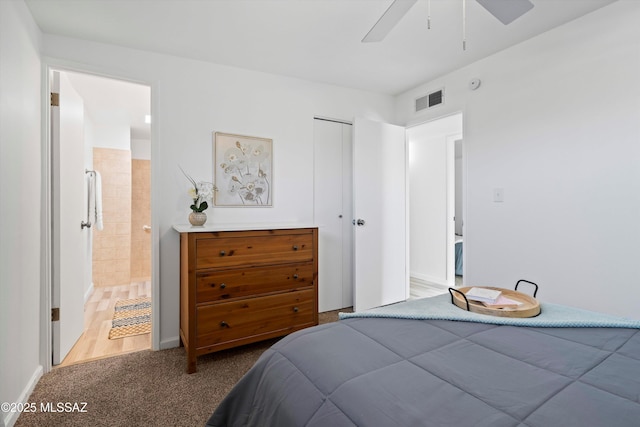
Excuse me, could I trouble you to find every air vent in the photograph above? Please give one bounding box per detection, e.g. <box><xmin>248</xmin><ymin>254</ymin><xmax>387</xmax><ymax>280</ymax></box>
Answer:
<box><xmin>415</xmin><ymin>88</ymin><xmax>444</xmax><ymax>112</ymax></box>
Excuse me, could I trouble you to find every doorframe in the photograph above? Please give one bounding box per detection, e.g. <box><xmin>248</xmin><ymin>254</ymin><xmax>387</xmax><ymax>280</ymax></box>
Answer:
<box><xmin>445</xmin><ymin>132</ymin><xmax>462</xmax><ymax>286</ymax></box>
<box><xmin>40</xmin><ymin>59</ymin><xmax>161</xmax><ymax>373</ymax></box>
<box><xmin>405</xmin><ymin>111</ymin><xmax>465</xmax><ymax>288</ymax></box>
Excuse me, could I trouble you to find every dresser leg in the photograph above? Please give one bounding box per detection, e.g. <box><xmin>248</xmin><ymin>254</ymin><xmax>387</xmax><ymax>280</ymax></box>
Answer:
<box><xmin>187</xmin><ymin>354</ymin><xmax>197</xmax><ymax>374</ymax></box>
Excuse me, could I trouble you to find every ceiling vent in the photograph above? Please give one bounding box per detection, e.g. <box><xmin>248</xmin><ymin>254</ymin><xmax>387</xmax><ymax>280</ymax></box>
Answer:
<box><xmin>415</xmin><ymin>89</ymin><xmax>444</xmax><ymax>112</ymax></box>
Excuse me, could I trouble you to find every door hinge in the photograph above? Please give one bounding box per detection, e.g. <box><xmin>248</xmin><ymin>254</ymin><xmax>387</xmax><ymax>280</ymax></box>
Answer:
<box><xmin>50</xmin><ymin>92</ymin><xmax>59</xmax><ymax>107</ymax></box>
<box><xmin>51</xmin><ymin>307</ymin><xmax>60</xmax><ymax>322</ymax></box>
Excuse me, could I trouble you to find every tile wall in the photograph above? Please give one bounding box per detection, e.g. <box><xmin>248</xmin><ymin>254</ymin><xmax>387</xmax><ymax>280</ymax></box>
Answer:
<box><xmin>130</xmin><ymin>159</ymin><xmax>151</xmax><ymax>281</ymax></box>
<box><xmin>92</xmin><ymin>149</ymin><xmax>151</xmax><ymax>286</ymax></box>
<box><xmin>92</xmin><ymin>148</ymin><xmax>132</xmax><ymax>287</ymax></box>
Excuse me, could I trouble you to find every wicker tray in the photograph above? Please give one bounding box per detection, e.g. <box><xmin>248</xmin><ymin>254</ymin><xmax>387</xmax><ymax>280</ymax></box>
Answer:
<box><xmin>449</xmin><ymin>284</ymin><xmax>540</xmax><ymax>318</ymax></box>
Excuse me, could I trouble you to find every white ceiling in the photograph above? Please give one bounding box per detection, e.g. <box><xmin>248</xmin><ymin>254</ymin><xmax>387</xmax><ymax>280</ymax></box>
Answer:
<box><xmin>27</xmin><ymin>0</ymin><xmax>615</xmax><ymax>140</ymax></box>
<box><xmin>27</xmin><ymin>0</ymin><xmax>615</xmax><ymax>96</ymax></box>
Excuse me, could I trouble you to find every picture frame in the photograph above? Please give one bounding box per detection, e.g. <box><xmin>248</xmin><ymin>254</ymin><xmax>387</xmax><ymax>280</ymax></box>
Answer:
<box><xmin>213</xmin><ymin>132</ymin><xmax>273</xmax><ymax>207</ymax></box>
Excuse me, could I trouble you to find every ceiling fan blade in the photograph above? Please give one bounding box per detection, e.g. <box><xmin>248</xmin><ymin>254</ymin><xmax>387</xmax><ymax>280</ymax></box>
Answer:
<box><xmin>476</xmin><ymin>0</ymin><xmax>534</xmax><ymax>25</ymax></box>
<box><xmin>362</xmin><ymin>0</ymin><xmax>418</xmax><ymax>43</ymax></box>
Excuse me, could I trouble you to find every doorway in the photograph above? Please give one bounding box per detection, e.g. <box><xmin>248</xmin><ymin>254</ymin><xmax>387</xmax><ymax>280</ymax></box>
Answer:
<box><xmin>407</xmin><ymin>113</ymin><xmax>463</xmax><ymax>298</ymax></box>
<box><xmin>50</xmin><ymin>69</ymin><xmax>152</xmax><ymax>366</ymax></box>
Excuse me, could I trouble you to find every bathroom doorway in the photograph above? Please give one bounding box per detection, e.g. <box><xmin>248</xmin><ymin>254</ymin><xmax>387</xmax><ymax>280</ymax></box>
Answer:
<box><xmin>51</xmin><ymin>69</ymin><xmax>152</xmax><ymax>366</ymax></box>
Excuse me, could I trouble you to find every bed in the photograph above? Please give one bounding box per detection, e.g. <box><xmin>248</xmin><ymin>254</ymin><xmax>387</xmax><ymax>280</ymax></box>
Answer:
<box><xmin>206</xmin><ymin>294</ymin><xmax>640</xmax><ymax>427</ymax></box>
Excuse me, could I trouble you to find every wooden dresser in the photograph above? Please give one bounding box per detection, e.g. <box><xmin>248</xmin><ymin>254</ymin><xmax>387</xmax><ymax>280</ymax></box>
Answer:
<box><xmin>178</xmin><ymin>226</ymin><xmax>318</xmax><ymax>373</ymax></box>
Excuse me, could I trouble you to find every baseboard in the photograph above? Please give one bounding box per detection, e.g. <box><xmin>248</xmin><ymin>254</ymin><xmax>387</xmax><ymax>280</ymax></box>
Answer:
<box><xmin>84</xmin><ymin>282</ymin><xmax>94</xmax><ymax>305</ymax></box>
<box><xmin>160</xmin><ymin>336</ymin><xmax>180</xmax><ymax>350</ymax></box>
<box><xmin>2</xmin><ymin>365</ymin><xmax>43</xmax><ymax>427</ymax></box>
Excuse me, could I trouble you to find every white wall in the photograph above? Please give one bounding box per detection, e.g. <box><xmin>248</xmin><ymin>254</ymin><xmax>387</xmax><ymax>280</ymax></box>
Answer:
<box><xmin>41</xmin><ymin>34</ymin><xmax>396</xmax><ymax>347</ymax></box>
<box><xmin>0</xmin><ymin>1</ymin><xmax>43</xmax><ymax>426</ymax></box>
<box><xmin>396</xmin><ymin>0</ymin><xmax>640</xmax><ymax>319</ymax></box>
<box><xmin>455</xmin><ymin>140</ymin><xmax>463</xmax><ymax>236</ymax></box>
<box><xmin>131</xmin><ymin>139</ymin><xmax>151</xmax><ymax>160</ymax></box>
<box><xmin>87</xmin><ymin>117</ymin><xmax>130</xmax><ymax>151</ymax></box>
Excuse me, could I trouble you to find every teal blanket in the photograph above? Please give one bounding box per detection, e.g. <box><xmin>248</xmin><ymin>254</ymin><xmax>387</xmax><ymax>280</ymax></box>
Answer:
<box><xmin>339</xmin><ymin>293</ymin><xmax>640</xmax><ymax>328</ymax></box>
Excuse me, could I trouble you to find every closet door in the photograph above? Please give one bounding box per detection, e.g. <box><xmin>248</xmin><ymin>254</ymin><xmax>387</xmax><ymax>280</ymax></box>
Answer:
<box><xmin>314</xmin><ymin>119</ymin><xmax>353</xmax><ymax>312</ymax></box>
<box><xmin>340</xmin><ymin>124</ymin><xmax>353</xmax><ymax>307</ymax></box>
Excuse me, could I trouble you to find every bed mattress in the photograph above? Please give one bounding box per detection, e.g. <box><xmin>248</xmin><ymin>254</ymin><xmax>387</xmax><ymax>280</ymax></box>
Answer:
<box><xmin>207</xmin><ymin>313</ymin><xmax>640</xmax><ymax>426</ymax></box>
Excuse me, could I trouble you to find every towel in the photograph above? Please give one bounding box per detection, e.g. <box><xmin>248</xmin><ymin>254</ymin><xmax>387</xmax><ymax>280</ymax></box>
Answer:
<box><xmin>87</xmin><ymin>171</ymin><xmax>104</xmax><ymax>231</ymax></box>
<box><xmin>94</xmin><ymin>171</ymin><xmax>103</xmax><ymax>230</ymax></box>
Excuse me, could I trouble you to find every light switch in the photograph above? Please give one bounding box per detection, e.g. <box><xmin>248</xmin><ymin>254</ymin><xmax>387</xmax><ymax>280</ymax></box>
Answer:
<box><xmin>493</xmin><ymin>188</ymin><xmax>504</xmax><ymax>202</ymax></box>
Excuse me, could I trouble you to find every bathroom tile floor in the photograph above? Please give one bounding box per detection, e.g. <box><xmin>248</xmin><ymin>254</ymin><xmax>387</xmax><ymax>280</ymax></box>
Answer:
<box><xmin>58</xmin><ymin>281</ymin><xmax>151</xmax><ymax>367</ymax></box>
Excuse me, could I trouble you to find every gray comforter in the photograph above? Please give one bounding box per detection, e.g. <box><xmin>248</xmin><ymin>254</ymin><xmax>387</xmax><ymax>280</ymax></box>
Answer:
<box><xmin>207</xmin><ymin>317</ymin><xmax>640</xmax><ymax>426</ymax></box>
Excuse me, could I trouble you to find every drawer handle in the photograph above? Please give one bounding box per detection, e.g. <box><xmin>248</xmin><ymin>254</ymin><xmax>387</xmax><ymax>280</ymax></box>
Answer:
<box><xmin>219</xmin><ymin>283</ymin><xmax>226</xmax><ymax>289</ymax></box>
<box><xmin>293</xmin><ymin>307</ymin><xmax>299</xmax><ymax>313</ymax></box>
<box><xmin>220</xmin><ymin>250</ymin><xmax>226</xmax><ymax>256</ymax></box>
<box><xmin>293</xmin><ymin>274</ymin><xmax>299</xmax><ymax>279</ymax></box>
<box><xmin>220</xmin><ymin>321</ymin><xmax>229</xmax><ymax>328</ymax></box>
<box><xmin>292</xmin><ymin>245</ymin><xmax>298</xmax><ymax>251</ymax></box>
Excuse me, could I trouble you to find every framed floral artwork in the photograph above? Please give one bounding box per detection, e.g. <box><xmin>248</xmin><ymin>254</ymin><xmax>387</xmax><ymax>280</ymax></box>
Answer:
<box><xmin>213</xmin><ymin>132</ymin><xmax>273</xmax><ymax>206</ymax></box>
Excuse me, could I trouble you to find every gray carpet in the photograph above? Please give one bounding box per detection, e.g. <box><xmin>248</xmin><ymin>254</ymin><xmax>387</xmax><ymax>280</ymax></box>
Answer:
<box><xmin>16</xmin><ymin>309</ymin><xmax>348</xmax><ymax>427</ymax></box>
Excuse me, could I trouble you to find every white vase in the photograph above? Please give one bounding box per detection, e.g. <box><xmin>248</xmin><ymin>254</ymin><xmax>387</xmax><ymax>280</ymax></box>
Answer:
<box><xmin>188</xmin><ymin>211</ymin><xmax>207</xmax><ymax>226</ymax></box>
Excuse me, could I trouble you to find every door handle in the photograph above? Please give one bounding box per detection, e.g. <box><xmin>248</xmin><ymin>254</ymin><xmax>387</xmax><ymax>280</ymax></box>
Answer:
<box><xmin>356</xmin><ymin>219</ymin><xmax>365</xmax><ymax>226</ymax></box>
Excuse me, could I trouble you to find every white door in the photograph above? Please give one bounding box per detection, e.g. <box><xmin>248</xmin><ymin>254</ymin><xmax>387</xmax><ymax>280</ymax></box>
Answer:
<box><xmin>314</xmin><ymin>119</ymin><xmax>353</xmax><ymax>312</ymax></box>
<box><xmin>51</xmin><ymin>70</ymin><xmax>86</xmax><ymax>365</ymax></box>
<box><xmin>353</xmin><ymin>118</ymin><xmax>408</xmax><ymax>312</ymax></box>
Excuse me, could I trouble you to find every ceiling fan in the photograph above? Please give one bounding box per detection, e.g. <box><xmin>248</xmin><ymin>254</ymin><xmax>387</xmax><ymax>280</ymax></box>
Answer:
<box><xmin>362</xmin><ymin>0</ymin><xmax>534</xmax><ymax>43</ymax></box>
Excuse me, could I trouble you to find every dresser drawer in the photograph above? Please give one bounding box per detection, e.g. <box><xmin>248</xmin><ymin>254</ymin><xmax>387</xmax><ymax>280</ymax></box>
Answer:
<box><xmin>195</xmin><ymin>232</ymin><xmax>313</xmax><ymax>269</ymax></box>
<box><xmin>196</xmin><ymin>262</ymin><xmax>315</xmax><ymax>303</ymax></box>
<box><xmin>196</xmin><ymin>289</ymin><xmax>315</xmax><ymax>348</ymax></box>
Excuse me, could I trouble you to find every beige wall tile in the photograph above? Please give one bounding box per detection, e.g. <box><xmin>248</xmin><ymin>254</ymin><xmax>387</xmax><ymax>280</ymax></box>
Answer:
<box><xmin>130</xmin><ymin>159</ymin><xmax>151</xmax><ymax>281</ymax></box>
<box><xmin>91</xmin><ymin>150</ymin><xmax>151</xmax><ymax>286</ymax></box>
<box><xmin>93</xmin><ymin>148</ymin><xmax>132</xmax><ymax>287</ymax></box>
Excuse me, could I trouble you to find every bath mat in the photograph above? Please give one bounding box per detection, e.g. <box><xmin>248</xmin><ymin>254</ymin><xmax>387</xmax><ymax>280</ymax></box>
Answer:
<box><xmin>108</xmin><ymin>297</ymin><xmax>151</xmax><ymax>339</ymax></box>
